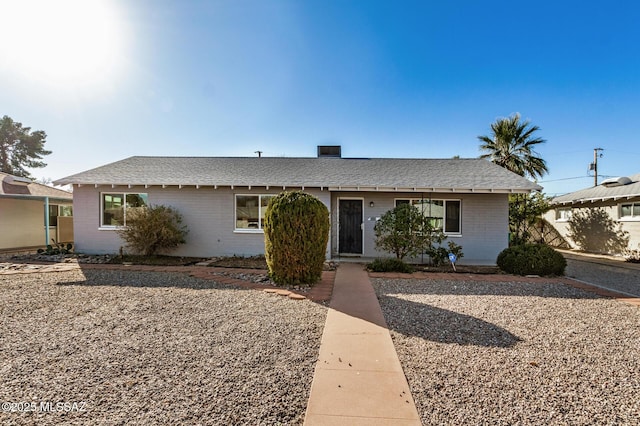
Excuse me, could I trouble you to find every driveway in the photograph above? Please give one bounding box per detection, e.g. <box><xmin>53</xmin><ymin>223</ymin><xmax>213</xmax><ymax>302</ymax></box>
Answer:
<box><xmin>561</xmin><ymin>250</ymin><xmax>640</xmax><ymax>297</ymax></box>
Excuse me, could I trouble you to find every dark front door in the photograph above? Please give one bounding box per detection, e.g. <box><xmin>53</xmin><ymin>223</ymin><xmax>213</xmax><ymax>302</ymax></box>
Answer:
<box><xmin>339</xmin><ymin>199</ymin><xmax>363</xmax><ymax>254</ymax></box>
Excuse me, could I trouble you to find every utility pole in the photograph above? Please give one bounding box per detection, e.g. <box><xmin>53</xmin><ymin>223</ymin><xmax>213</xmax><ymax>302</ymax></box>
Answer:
<box><xmin>254</xmin><ymin>151</ymin><xmax>263</xmax><ymax>158</ymax></box>
<box><xmin>591</xmin><ymin>148</ymin><xmax>603</xmax><ymax>186</ymax></box>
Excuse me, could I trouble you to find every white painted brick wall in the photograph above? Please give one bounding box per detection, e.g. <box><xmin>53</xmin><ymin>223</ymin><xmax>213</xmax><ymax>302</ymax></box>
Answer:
<box><xmin>330</xmin><ymin>192</ymin><xmax>509</xmax><ymax>265</ymax></box>
<box><xmin>73</xmin><ymin>185</ymin><xmax>507</xmax><ymax>263</ymax></box>
<box><xmin>72</xmin><ymin>185</ymin><xmax>332</xmax><ymax>257</ymax></box>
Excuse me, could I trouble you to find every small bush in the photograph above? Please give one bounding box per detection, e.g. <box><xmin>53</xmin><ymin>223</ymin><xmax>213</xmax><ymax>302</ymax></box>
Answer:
<box><xmin>367</xmin><ymin>258</ymin><xmax>414</xmax><ymax>273</ymax></box>
<box><xmin>374</xmin><ymin>203</ymin><xmax>436</xmax><ymax>260</ymax></box>
<box><xmin>496</xmin><ymin>244</ymin><xmax>566</xmax><ymax>276</ymax></box>
<box><xmin>263</xmin><ymin>191</ymin><xmax>330</xmax><ymax>285</ymax></box>
<box><xmin>447</xmin><ymin>241</ymin><xmax>464</xmax><ymax>263</ymax></box>
<box><xmin>116</xmin><ymin>205</ymin><xmax>188</xmax><ymax>256</ymax></box>
<box><xmin>37</xmin><ymin>240</ymin><xmax>73</xmax><ymax>255</ymax></box>
<box><xmin>427</xmin><ymin>241</ymin><xmax>465</xmax><ymax>266</ymax></box>
<box><xmin>624</xmin><ymin>245</ymin><xmax>640</xmax><ymax>263</ymax></box>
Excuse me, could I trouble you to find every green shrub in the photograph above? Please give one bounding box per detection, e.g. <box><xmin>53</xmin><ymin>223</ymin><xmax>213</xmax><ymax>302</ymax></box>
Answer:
<box><xmin>263</xmin><ymin>191</ymin><xmax>330</xmax><ymax>285</ymax></box>
<box><xmin>374</xmin><ymin>203</ymin><xmax>464</xmax><ymax>266</ymax></box>
<box><xmin>427</xmin><ymin>241</ymin><xmax>465</xmax><ymax>266</ymax></box>
<box><xmin>496</xmin><ymin>244</ymin><xmax>566</xmax><ymax>276</ymax></box>
<box><xmin>624</xmin><ymin>245</ymin><xmax>640</xmax><ymax>263</ymax></box>
<box><xmin>116</xmin><ymin>204</ymin><xmax>188</xmax><ymax>256</ymax></box>
<box><xmin>374</xmin><ymin>203</ymin><xmax>437</xmax><ymax>260</ymax></box>
<box><xmin>367</xmin><ymin>258</ymin><xmax>414</xmax><ymax>273</ymax></box>
<box><xmin>37</xmin><ymin>240</ymin><xmax>73</xmax><ymax>255</ymax></box>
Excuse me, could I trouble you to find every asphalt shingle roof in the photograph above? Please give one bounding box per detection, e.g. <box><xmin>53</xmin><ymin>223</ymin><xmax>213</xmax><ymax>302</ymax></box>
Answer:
<box><xmin>552</xmin><ymin>173</ymin><xmax>640</xmax><ymax>205</ymax></box>
<box><xmin>54</xmin><ymin>156</ymin><xmax>541</xmax><ymax>193</ymax></box>
<box><xmin>1</xmin><ymin>172</ymin><xmax>72</xmax><ymax>200</ymax></box>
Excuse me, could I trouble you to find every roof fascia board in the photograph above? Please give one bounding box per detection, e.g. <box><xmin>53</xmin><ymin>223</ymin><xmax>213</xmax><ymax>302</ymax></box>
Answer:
<box><xmin>327</xmin><ymin>186</ymin><xmax>531</xmax><ymax>194</ymax></box>
<box><xmin>552</xmin><ymin>194</ymin><xmax>640</xmax><ymax>206</ymax></box>
<box><xmin>0</xmin><ymin>194</ymin><xmax>72</xmax><ymax>202</ymax></box>
<box><xmin>72</xmin><ymin>183</ymin><xmax>536</xmax><ymax>194</ymax></box>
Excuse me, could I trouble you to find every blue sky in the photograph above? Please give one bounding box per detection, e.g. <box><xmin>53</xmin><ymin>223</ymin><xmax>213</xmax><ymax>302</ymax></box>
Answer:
<box><xmin>1</xmin><ymin>0</ymin><xmax>639</xmax><ymax>196</ymax></box>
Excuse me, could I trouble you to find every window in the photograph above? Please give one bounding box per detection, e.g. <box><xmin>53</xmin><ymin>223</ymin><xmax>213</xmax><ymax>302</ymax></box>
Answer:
<box><xmin>395</xmin><ymin>198</ymin><xmax>461</xmax><ymax>234</ymax></box>
<box><xmin>235</xmin><ymin>195</ymin><xmax>274</xmax><ymax>231</ymax></box>
<box><xmin>620</xmin><ymin>202</ymin><xmax>640</xmax><ymax>219</ymax></box>
<box><xmin>45</xmin><ymin>205</ymin><xmax>73</xmax><ymax>227</ymax></box>
<box><xmin>101</xmin><ymin>193</ymin><xmax>148</xmax><ymax>227</ymax></box>
<box><xmin>555</xmin><ymin>208</ymin><xmax>572</xmax><ymax>221</ymax></box>
<box><xmin>60</xmin><ymin>205</ymin><xmax>73</xmax><ymax>217</ymax></box>
<box><xmin>46</xmin><ymin>204</ymin><xmax>59</xmax><ymax>226</ymax></box>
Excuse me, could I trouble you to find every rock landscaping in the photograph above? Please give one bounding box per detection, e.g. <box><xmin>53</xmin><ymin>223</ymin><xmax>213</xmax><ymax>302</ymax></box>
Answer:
<box><xmin>2</xmin><ymin>252</ymin><xmax>638</xmax><ymax>425</ymax></box>
<box><xmin>0</xmin><ymin>269</ymin><xmax>327</xmax><ymax>425</ymax></box>
<box><xmin>373</xmin><ymin>277</ymin><xmax>640</xmax><ymax>425</ymax></box>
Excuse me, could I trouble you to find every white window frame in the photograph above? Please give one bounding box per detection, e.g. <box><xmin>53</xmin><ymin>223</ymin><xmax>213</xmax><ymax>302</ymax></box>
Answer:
<box><xmin>394</xmin><ymin>198</ymin><xmax>462</xmax><ymax>236</ymax></box>
<box><xmin>99</xmin><ymin>192</ymin><xmax>148</xmax><ymax>229</ymax></box>
<box><xmin>555</xmin><ymin>207</ymin><xmax>573</xmax><ymax>222</ymax></box>
<box><xmin>234</xmin><ymin>194</ymin><xmax>274</xmax><ymax>233</ymax></box>
<box><xmin>619</xmin><ymin>202</ymin><xmax>640</xmax><ymax>221</ymax></box>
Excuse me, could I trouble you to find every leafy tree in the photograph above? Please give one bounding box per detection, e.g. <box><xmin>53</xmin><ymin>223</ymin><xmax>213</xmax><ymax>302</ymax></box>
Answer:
<box><xmin>0</xmin><ymin>115</ymin><xmax>51</xmax><ymax>178</ymax></box>
<box><xmin>117</xmin><ymin>205</ymin><xmax>188</xmax><ymax>256</ymax></box>
<box><xmin>509</xmin><ymin>192</ymin><xmax>552</xmax><ymax>245</ymax></box>
<box><xmin>567</xmin><ymin>208</ymin><xmax>629</xmax><ymax>255</ymax></box>
<box><xmin>478</xmin><ymin>113</ymin><xmax>548</xmax><ymax>180</ymax></box>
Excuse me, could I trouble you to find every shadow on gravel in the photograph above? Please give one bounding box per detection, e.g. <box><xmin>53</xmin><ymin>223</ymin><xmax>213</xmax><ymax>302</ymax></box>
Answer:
<box><xmin>374</xmin><ymin>279</ymin><xmax>602</xmax><ymax>300</ymax></box>
<box><xmin>378</xmin><ymin>294</ymin><xmax>522</xmax><ymax>348</ymax></box>
<box><xmin>56</xmin><ymin>268</ymin><xmax>248</xmax><ymax>291</ymax></box>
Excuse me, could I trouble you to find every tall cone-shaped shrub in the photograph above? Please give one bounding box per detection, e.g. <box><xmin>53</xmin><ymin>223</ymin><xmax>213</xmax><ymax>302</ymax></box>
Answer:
<box><xmin>264</xmin><ymin>191</ymin><xmax>330</xmax><ymax>285</ymax></box>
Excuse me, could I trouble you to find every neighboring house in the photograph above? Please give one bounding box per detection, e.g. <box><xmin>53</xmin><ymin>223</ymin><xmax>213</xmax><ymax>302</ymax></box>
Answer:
<box><xmin>0</xmin><ymin>172</ymin><xmax>74</xmax><ymax>251</ymax></box>
<box><xmin>53</xmin><ymin>147</ymin><xmax>541</xmax><ymax>265</ymax></box>
<box><xmin>545</xmin><ymin>173</ymin><xmax>640</xmax><ymax>252</ymax></box>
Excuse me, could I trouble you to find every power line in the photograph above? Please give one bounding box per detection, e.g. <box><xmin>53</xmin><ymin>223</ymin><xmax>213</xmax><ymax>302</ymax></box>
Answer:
<box><xmin>541</xmin><ymin>150</ymin><xmax>586</xmax><ymax>156</ymax></box>
<box><xmin>539</xmin><ymin>176</ymin><xmax>591</xmax><ymax>183</ymax></box>
<box><xmin>603</xmin><ymin>149</ymin><xmax>640</xmax><ymax>157</ymax></box>
<box><xmin>539</xmin><ymin>174</ymin><xmax>615</xmax><ymax>183</ymax></box>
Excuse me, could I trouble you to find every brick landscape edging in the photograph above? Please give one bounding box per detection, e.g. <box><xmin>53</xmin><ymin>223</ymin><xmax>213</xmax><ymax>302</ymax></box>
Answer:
<box><xmin>0</xmin><ymin>262</ymin><xmax>336</xmax><ymax>302</ymax></box>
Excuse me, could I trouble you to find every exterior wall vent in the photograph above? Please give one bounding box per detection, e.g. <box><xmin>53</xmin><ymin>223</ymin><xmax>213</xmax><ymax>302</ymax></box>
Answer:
<box><xmin>601</xmin><ymin>176</ymin><xmax>632</xmax><ymax>187</ymax></box>
<box><xmin>317</xmin><ymin>145</ymin><xmax>342</xmax><ymax>158</ymax></box>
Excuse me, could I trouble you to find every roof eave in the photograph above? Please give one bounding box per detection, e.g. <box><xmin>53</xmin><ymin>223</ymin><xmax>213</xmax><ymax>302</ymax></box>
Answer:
<box><xmin>552</xmin><ymin>194</ymin><xmax>640</xmax><ymax>205</ymax></box>
<box><xmin>66</xmin><ymin>182</ymin><xmax>538</xmax><ymax>194</ymax></box>
<box><xmin>0</xmin><ymin>194</ymin><xmax>73</xmax><ymax>202</ymax></box>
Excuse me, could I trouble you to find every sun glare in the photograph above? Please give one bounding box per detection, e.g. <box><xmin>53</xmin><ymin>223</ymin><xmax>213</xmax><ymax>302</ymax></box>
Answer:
<box><xmin>0</xmin><ymin>0</ymin><xmax>126</xmax><ymax>94</ymax></box>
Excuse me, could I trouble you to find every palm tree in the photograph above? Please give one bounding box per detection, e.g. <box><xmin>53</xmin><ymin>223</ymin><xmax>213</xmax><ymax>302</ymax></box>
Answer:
<box><xmin>478</xmin><ymin>113</ymin><xmax>548</xmax><ymax>180</ymax></box>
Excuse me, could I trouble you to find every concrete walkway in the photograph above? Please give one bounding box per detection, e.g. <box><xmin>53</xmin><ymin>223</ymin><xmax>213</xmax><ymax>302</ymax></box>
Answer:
<box><xmin>304</xmin><ymin>263</ymin><xmax>421</xmax><ymax>425</ymax></box>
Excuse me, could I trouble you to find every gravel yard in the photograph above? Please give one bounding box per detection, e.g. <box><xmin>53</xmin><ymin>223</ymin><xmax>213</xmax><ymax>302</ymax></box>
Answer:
<box><xmin>373</xmin><ymin>278</ymin><xmax>640</xmax><ymax>425</ymax></box>
<box><xmin>0</xmin><ymin>269</ymin><xmax>327</xmax><ymax>425</ymax></box>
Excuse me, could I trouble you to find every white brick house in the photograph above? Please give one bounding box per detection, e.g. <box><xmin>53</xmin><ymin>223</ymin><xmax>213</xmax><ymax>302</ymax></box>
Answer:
<box><xmin>54</xmin><ymin>148</ymin><xmax>541</xmax><ymax>265</ymax></box>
